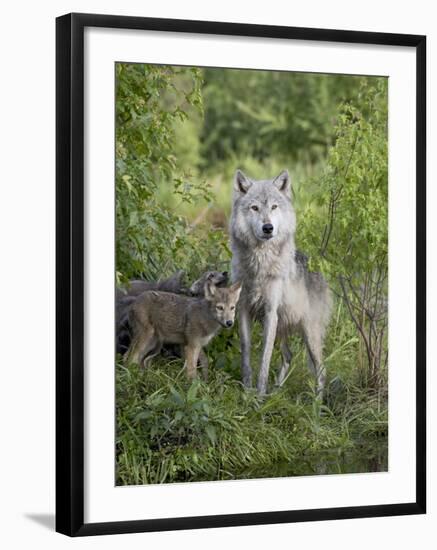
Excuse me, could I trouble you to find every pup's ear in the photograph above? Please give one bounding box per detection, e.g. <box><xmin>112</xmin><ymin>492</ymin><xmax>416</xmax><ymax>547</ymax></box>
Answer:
<box><xmin>272</xmin><ymin>170</ymin><xmax>291</xmax><ymax>196</ymax></box>
<box><xmin>204</xmin><ymin>280</ymin><xmax>216</xmax><ymax>301</ymax></box>
<box><xmin>230</xmin><ymin>281</ymin><xmax>242</xmax><ymax>301</ymax></box>
<box><xmin>234</xmin><ymin>170</ymin><xmax>253</xmax><ymax>194</ymax></box>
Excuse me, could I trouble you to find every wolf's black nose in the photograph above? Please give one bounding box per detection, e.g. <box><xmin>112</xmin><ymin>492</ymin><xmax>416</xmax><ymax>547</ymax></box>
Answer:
<box><xmin>226</xmin><ymin>320</ymin><xmax>233</xmax><ymax>327</ymax></box>
<box><xmin>222</xmin><ymin>271</ymin><xmax>228</xmax><ymax>277</ymax></box>
<box><xmin>262</xmin><ymin>223</ymin><xmax>274</xmax><ymax>234</ymax></box>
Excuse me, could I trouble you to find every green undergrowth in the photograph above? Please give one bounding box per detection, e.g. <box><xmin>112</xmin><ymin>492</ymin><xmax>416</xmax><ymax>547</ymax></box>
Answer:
<box><xmin>116</xmin><ymin>349</ymin><xmax>388</xmax><ymax>486</ymax></box>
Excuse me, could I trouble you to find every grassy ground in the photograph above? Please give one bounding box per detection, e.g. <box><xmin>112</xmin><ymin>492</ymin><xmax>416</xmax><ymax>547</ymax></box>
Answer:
<box><xmin>116</xmin><ymin>303</ymin><xmax>388</xmax><ymax>486</ymax></box>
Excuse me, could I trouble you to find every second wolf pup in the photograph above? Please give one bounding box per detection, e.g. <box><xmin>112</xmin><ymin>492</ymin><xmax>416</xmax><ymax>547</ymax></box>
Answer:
<box><xmin>122</xmin><ymin>270</ymin><xmax>228</xmax><ymax>299</ymax></box>
<box><xmin>126</xmin><ymin>281</ymin><xmax>242</xmax><ymax>380</ymax></box>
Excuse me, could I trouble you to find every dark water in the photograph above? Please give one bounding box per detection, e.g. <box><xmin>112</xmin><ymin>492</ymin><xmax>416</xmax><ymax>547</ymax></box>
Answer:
<box><xmin>243</xmin><ymin>439</ymin><xmax>388</xmax><ymax>480</ymax></box>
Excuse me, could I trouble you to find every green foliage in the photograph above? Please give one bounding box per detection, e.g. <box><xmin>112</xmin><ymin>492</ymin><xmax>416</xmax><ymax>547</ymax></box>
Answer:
<box><xmin>115</xmin><ymin>63</ymin><xmax>220</xmax><ymax>283</ymax></box>
<box><xmin>200</xmin><ymin>69</ymin><xmax>365</xmax><ymax>166</ymax></box>
<box><xmin>299</xmin><ymin>78</ymin><xmax>388</xmax><ymax>275</ymax></box>
<box><xmin>116</xmin><ymin>359</ymin><xmax>387</xmax><ymax>485</ymax></box>
<box><xmin>299</xmin><ymin>79</ymin><xmax>388</xmax><ymax>385</ymax></box>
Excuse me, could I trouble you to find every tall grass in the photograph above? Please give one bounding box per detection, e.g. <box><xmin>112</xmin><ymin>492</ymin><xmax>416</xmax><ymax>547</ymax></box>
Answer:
<box><xmin>116</xmin><ymin>302</ymin><xmax>388</xmax><ymax>486</ymax></box>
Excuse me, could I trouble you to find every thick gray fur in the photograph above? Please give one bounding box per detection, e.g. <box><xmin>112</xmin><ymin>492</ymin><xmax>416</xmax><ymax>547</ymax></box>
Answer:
<box><xmin>230</xmin><ymin>169</ymin><xmax>332</xmax><ymax>395</ymax></box>
<box><xmin>122</xmin><ymin>270</ymin><xmax>187</xmax><ymax>298</ymax></box>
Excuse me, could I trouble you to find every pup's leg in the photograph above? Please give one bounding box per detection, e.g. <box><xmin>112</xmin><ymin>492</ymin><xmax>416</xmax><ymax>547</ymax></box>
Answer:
<box><xmin>239</xmin><ymin>303</ymin><xmax>253</xmax><ymax>388</ymax></box>
<box><xmin>198</xmin><ymin>349</ymin><xmax>209</xmax><ymax>381</ymax></box>
<box><xmin>257</xmin><ymin>307</ymin><xmax>278</xmax><ymax>395</ymax></box>
<box><xmin>276</xmin><ymin>340</ymin><xmax>293</xmax><ymax>387</ymax></box>
<box><xmin>142</xmin><ymin>338</ymin><xmax>162</xmax><ymax>369</ymax></box>
<box><xmin>125</xmin><ymin>326</ymin><xmax>155</xmax><ymax>368</ymax></box>
<box><xmin>125</xmin><ymin>333</ymin><xmax>143</xmax><ymax>366</ymax></box>
<box><xmin>184</xmin><ymin>344</ymin><xmax>201</xmax><ymax>380</ymax></box>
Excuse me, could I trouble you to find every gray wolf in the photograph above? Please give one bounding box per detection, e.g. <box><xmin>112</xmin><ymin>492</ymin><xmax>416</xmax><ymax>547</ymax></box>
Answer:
<box><xmin>126</xmin><ymin>281</ymin><xmax>242</xmax><ymax>380</ymax></box>
<box><xmin>116</xmin><ymin>270</ymin><xmax>228</xmax><ymax>355</ymax></box>
<box><xmin>230</xmin><ymin>169</ymin><xmax>332</xmax><ymax>395</ymax></box>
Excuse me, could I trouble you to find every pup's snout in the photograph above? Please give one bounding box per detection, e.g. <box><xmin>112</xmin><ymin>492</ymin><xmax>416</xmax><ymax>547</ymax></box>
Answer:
<box><xmin>226</xmin><ymin>320</ymin><xmax>233</xmax><ymax>327</ymax></box>
<box><xmin>262</xmin><ymin>223</ymin><xmax>274</xmax><ymax>234</ymax></box>
<box><xmin>222</xmin><ymin>271</ymin><xmax>228</xmax><ymax>277</ymax></box>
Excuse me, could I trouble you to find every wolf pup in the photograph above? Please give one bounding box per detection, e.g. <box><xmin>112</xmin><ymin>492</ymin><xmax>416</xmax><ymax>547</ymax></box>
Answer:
<box><xmin>126</xmin><ymin>281</ymin><xmax>242</xmax><ymax>380</ymax></box>
<box><xmin>230</xmin><ymin>169</ymin><xmax>332</xmax><ymax>396</ymax></box>
<box><xmin>116</xmin><ymin>270</ymin><xmax>229</xmax><ymax>355</ymax></box>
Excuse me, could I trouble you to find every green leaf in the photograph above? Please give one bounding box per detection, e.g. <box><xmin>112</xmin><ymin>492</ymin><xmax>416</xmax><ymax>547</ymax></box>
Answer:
<box><xmin>135</xmin><ymin>410</ymin><xmax>152</xmax><ymax>421</ymax></box>
<box><xmin>169</xmin><ymin>386</ymin><xmax>184</xmax><ymax>406</ymax></box>
<box><xmin>205</xmin><ymin>424</ymin><xmax>217</xmax><ymax>446</ymax></box>
<box><xmin>187</xmin><ymin>380</ymin><xmax>200</xmax><ymax>403</ymax></box>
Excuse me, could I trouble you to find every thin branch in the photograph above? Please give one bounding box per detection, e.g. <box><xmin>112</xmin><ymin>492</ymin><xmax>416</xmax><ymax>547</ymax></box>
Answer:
<box><xmin>339</xmin><ymin>275</ymin><xmax>373</xmax><ymax>364</ymax></box>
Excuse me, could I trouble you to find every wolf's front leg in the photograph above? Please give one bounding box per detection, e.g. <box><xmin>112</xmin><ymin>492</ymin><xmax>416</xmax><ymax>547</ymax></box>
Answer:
<box><xmin>239</xmin><ymin>303</ymin><xmax>252</xmax><ymax>388</ymax></box>
<box><xmin>276</xmin><ymin>340</ymin><xmax>293</xmax><ymax>387</ymax></box>
<box><xmin>257</xmin><ymin>307</ymin><xmax>279</xmax><ymax>395</ymax></box>
<box><xmin>198</xmin><ymin>349</ymin><xmax>209</xmax><ymax>382</ymax></box>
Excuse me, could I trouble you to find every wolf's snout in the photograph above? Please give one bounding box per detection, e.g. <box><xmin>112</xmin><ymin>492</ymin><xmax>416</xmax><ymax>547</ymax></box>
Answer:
<box><xmin>262</xmin><ymin>223</ymin><xmax>274</xmax><ymax>234</ymax></box>
<box><xmin>226</xmin><ymin>320</ymin><xmax>233</xmax><ymax>327</ymax></box>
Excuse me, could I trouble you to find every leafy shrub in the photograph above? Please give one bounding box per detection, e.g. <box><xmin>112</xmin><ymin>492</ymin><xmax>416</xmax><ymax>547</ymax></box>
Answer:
<box><xmin>116</xmin><ymin>63</ymin><xmax>220</xmax><ymax>283</ymax></box>
<box><xmin>299</xmin><ymin>79</ymin><xmax>388</xmax><ymax>386</ymax></box>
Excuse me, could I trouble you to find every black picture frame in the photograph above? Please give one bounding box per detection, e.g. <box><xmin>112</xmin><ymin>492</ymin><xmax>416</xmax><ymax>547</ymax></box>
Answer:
<box><xmin>56</xmin><ymin>12</ymin><xmax>426</xmax><ymax>537</ymax></box>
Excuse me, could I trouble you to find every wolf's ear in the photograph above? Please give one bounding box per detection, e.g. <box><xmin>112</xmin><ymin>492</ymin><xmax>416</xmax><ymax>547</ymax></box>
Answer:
<box><xmin>272</xmin><ymin>170</ymin><xmax>291</xmax><ymax>196</ymax></box>
<box><xmin>230</xmin><ymin>281</ymin><xmax>242</xmax><ymax>301</ymax></box>
<box><xmin>204</xmin><ymin>280</ymin><xmax>216</xmax><ymax>301</ymax></box>
<box><xmin>234</xmin><ymin>170</ymin><xmax>253</xmax><ymax>194</ymax></box>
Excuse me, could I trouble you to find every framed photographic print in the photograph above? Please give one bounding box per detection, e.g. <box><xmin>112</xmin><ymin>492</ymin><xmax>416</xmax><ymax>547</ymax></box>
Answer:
<box><xmin>56</xmin><ymin>12</ymin><xmax>426</xmax><ymax>536</ymax></box>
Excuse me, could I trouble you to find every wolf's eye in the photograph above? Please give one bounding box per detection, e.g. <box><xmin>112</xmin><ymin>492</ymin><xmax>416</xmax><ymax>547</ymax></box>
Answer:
<box><xmin>216</xmin><ymin>305</ymin><xmax>224</xmax><ymax>311</ymax></box>
<box><xmin>230</xmin><ymin>306</ymin><xmax>235</xmax><ymax>311</ymax></box>
<box><xmin>271</xmin><ymin>204</ymin><xmax>278</xmax><ymax>210</ymax></box>
<box><xmin>251</xmin><ymin>205</ymin><xmax>259</xmax><ymax>211</ymax></box>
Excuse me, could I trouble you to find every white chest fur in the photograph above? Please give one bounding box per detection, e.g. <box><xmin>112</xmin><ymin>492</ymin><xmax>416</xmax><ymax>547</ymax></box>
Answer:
<box><xmin>236</xmin><ymin>243</ymin><xmax>296</xmax><ymax>312</ymax></box>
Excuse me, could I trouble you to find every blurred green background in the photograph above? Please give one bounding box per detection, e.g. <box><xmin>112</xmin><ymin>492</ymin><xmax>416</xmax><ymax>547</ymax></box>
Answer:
<box><xmin>148</xmin><ymin>67</ymin><xmax>373</xmax><ymax>226</ymax></box>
